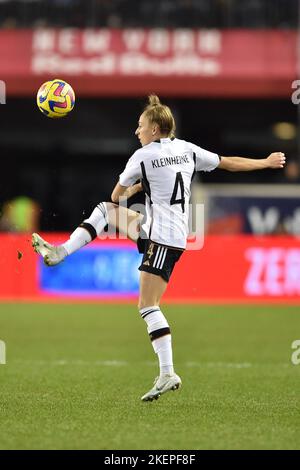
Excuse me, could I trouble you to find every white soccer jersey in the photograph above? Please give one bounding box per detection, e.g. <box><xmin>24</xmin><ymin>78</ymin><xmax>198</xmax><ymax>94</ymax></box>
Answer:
<box><xmin>119</xmin><ymin>138</ymin><xmax>220</xmax><ymax>249</ymax></box>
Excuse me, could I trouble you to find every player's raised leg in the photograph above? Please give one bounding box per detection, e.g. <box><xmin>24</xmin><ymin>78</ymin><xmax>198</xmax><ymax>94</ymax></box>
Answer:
<box><xmin>32</xmin><ymin>202</ymin><xmax>142</xmax><ymax>265</ymax></box>
<box><xmin>138</xmin><ymin>271</ymin><xmax>181</xmax><ymax>402</ymax></box>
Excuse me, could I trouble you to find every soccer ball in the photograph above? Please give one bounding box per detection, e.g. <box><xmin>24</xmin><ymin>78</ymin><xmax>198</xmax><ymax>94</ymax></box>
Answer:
<box><xmin>36</xmin><ymin>79</ymin><xmax>75</xmax><ymax>118</ymax></box>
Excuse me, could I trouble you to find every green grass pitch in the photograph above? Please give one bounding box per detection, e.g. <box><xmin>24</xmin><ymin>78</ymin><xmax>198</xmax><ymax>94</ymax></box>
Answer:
<box><xmin>0</xmin><ymin>303</ymin><xmax>300</xmax><ymax>450</ymax></box>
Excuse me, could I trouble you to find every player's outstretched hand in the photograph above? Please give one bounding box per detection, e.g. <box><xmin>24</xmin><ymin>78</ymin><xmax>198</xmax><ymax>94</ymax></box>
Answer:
<box><xmin>267</xmin><ymin>152</ymin><xmax>286</xmax><ymax>169</ymax></box>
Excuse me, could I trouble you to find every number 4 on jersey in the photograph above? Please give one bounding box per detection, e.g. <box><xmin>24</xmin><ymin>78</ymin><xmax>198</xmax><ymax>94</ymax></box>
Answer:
<box><xmin>170</xmin><ymin>172</ymin><xmax>185</xmax><ymax>213</ymax></box>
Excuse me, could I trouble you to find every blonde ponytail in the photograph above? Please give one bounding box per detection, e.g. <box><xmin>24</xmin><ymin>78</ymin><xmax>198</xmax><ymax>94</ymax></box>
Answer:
<box><xmin>148</xmin><ymin>94</ymin><xmax>161</xmax><ymax>107</ymax></box>
<box><xmin>143</xmin><ymin>94</ymin><xmax>176</xmax><ymax>138</ymax></box>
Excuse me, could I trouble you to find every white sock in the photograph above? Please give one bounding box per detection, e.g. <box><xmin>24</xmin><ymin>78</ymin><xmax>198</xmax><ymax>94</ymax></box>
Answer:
<box><xmin>152</xmin><ymin>335</ymin><xmax>174</xmax><ymax>376</ymax></box>
<box><xmin>62</xmin><ymin>227</ymin><xmax>92</xmax><ymax>255</ymax></box>
<box><xmin>63</xmin><ymin>202</ymin><xmax>108</xmax><ymax>255</ymax></box>
<box><xmin>140</xmin><ymin>306</ymin><xmax>174</xmax><ymax>376</ymax></box>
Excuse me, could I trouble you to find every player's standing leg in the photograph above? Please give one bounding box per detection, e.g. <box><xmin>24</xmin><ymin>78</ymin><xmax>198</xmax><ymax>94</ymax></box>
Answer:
<box><xmin>138</xmin><ymin>271</ymin><xmax>181</xmax><ymax>402</ymax></box>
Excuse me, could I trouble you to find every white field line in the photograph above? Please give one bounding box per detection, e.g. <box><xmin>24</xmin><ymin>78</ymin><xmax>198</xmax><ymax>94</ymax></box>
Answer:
<box><xmin>186</xmin><ymin>361</ymin><xmax>252</xmax><ymax>369</ymax></box>
<box><xmin>11</xmin><ymin>359</ymin><xmax>289</xmax><ymax>368</ymax></box>
<box><xmin>12</xmin><ymin>359</ymin><xmax>128</xmax><ymax>366</ymax></box>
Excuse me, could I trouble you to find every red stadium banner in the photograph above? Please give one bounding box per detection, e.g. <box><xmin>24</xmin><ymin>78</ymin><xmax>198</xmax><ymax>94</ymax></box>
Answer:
<box><xmin>0</xmin><ymin>29</ymin><xmax>296</xmax><ymax>97</ymax></box>
<box><xmin>1</xmin><ymin>233</ymin><xmax>300</xmax><ymax>303</ymax></box>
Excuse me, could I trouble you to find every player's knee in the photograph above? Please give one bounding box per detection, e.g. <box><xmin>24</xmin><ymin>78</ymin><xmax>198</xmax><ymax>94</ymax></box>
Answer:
<box><xmin>138</xmin><ymin>298</ymin><xmax>160</xmax><ymax>311</ymax></box>
<box><xmin>105</xmin><ymin>201</ymin><xmax>118</xmax><ymax>211</ymax></box>
<box><xmin>82</xmin><ymin>202</ymin><xmax>109</xmax><ymax>236</ymax></box>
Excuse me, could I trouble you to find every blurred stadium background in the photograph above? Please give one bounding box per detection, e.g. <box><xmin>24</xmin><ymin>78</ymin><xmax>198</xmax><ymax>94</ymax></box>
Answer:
<box><xmin>1</xmin><ymin>0</ymin><xmax>300</xmax><ymax>450</ymax></box>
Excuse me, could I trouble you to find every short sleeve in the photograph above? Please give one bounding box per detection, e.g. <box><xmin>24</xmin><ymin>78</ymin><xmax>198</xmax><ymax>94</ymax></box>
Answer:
<box><xmin>189</xmin><ymin>143</ymin><xmax>220</xmax><ymax>172</ymax></box>
<box><xmin>119</xmin><ymin>152</ymin><xmax>142</xmax><ymax>187</ymax></box>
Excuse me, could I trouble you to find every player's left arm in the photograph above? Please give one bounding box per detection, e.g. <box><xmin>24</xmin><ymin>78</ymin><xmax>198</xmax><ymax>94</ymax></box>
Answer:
<box><xmin>218</xmin><ymin>152</ymin><xmax>286</xmax><ymax>172</ymax></box>
<box><xmin>111</xmin><ymin>181</ymin><xmax>143</xmax><ymax>203</ymax></box>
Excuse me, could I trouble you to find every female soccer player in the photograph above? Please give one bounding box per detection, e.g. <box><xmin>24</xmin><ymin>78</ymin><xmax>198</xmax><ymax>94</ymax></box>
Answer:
<box><xmin>32</xmin><ymin>95</ymin><xmax>286</xmax><ymax>402</ymax></box>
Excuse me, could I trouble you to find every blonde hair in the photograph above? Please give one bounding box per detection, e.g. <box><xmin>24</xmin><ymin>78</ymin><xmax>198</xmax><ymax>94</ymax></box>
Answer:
<box><xmin>143</xmin><ymin>95</ymin><xmax>176</xmax><ymax>138</ymax></box>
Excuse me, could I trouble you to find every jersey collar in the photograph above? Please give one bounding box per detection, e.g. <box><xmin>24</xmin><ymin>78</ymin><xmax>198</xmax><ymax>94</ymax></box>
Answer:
<box><xmin>154</xmin><ymin>137</ymin><xmax>175</xmax><ymax>143</ymax></box>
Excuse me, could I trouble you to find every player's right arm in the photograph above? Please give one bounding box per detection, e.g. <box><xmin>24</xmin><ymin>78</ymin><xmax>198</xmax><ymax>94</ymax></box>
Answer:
<box><xmin>111</xmin><ymin>181</ymin><xmax>143</xmax><ymax>203</ymax></box>
<box><xmin>111</xmin><ymin>150</ymin><xmax>143</xmax><ymax>203</ymax></box>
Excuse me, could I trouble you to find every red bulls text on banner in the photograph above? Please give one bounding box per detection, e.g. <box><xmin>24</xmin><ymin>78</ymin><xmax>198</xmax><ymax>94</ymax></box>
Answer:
<box><xmin>0</xmin><ymin>29</ymin><xmax>296</xmax><ymax>97</ymax></box>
